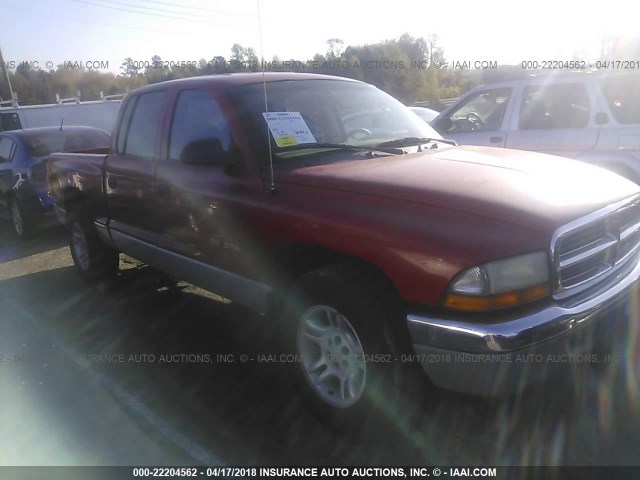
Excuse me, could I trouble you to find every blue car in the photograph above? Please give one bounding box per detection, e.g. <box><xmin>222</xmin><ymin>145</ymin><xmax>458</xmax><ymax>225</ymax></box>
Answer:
<box><xmin>0</xmin><ymin>126</ymin><xmax>110</xmax><ymax>239</ymax></box>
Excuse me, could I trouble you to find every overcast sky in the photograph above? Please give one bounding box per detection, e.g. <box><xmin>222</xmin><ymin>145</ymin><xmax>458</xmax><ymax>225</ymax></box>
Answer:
<box><xmin>0</xmin><ymin>0</ymin><xmax>637</xmax><ymax>74</ymax></box>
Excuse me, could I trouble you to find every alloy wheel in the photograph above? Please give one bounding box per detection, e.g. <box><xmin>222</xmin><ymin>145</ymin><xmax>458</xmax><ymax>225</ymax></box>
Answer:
<box><xmin>297</xmin><ymin>305</ymin><xmax>367</xmax><ymax>408</ymax></box>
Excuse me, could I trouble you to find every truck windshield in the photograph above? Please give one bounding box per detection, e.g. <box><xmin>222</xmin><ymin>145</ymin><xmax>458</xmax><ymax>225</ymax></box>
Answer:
<box><xmin>228</xmin><ymin>79</ymin><xmax>442</xmax><ymax>160</ymax></box>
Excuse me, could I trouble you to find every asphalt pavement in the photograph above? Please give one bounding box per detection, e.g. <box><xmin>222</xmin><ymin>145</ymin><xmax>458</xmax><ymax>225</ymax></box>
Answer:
<box><xmin>0</xmin><ymin>221</ymin><xmax>638</xmax><ymax>466</ymax></box>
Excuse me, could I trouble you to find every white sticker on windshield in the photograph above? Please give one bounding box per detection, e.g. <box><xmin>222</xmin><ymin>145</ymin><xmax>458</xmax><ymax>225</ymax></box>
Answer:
<box><xmin>262</xmin><ymin>112</ymin><xmax>317</xmax><ymax>147</ymax></box>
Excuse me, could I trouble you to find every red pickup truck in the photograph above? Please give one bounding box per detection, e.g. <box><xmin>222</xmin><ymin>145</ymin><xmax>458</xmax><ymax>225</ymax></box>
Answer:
<box><xmin>48</xmin><ymin>73</ymin><xmax>640</xmax><ymax>419</ymax></box>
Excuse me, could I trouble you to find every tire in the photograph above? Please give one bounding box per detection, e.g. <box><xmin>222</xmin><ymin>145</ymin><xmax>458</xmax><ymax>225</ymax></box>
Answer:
<box><xmin>68</xmin><ymin>209</ymin><xmax>119</xmax><ymax>284</ymax></box>
<box><xmin>282</xmin><ymin>264</ymin><xmax>415</xmax><ymax>428</ymax></box>
<box><xmin>9</xmin><ymin>197</ymin><xmax>31</xmax><ymax>240</ymax></box>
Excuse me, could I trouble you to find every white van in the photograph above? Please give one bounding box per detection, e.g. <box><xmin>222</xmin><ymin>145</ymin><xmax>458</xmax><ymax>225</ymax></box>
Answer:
<box><xmin>0</xmin><ymin>99</ymin><xmax>122</xmax><ymax>135</ymax></box>
<box><xmin>431</xmin><ymin>71</ymin><xmax>640</xmax><ymax>182</ymax></box>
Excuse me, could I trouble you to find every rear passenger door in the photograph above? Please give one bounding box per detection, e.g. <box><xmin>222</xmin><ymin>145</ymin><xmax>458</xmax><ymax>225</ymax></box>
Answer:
<box><xmin>154</xmin><ymin>88</ymin><xmax>250</xmax><ymax>274</ymax></box>
<box><xmin>105</xmin><ymin>90</ymin><xmax>168</xmax><ymax>243</ymax></box>
<box><xmin>505</xmin><ymin>81</ymin><xmax>599</xmax><ymax>157</ymax></box>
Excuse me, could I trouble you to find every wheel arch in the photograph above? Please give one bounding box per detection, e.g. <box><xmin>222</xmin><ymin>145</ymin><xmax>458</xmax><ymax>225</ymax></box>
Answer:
<box><xmin>268</xmin><ymin>243</ymin><xmax>405</xmax><ymax>323</ymax></box>
<box><xmin>275</xmin><ymin>244</ymin><xmax>400</xmax><ymax>291</ymax></box>
<box><xmin>58</xmin><ymin>186</ymin><xmax>88</xmax><ymax>221</ymax></box>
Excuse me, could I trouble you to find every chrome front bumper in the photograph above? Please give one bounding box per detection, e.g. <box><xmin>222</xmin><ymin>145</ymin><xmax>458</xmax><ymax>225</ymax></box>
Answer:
<box><xmin>406</xmin><ymin>253</ymin><xmax>640</xmax><ymax>395</ymax></box>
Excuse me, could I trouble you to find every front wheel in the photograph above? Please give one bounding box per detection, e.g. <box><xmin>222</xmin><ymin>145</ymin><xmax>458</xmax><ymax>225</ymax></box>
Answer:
<box><xmin>68</xmin><ymin>211</ymin><xmax>119</xmax><ymax>284</ymax></box>
<box><xmin>283</xmin><ymin>264</ymin><xmax>414</xmax><ymax>427</ymax></box>
<box><xmin>297</xmin><ymin>304</ymin><xmax>368</xmax><ymax>408</ymax></box>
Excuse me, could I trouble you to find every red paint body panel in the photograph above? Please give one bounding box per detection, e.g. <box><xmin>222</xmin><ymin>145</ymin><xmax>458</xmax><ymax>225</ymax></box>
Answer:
<box><xmin>252</xmin><ymin>181</ymin><xmax>547</xmax><ymax>305</ymax></box>
<box><xmin>47</xmin><ymin>73</ymin><xmax>640</xmax><ymax>308</ymax></box>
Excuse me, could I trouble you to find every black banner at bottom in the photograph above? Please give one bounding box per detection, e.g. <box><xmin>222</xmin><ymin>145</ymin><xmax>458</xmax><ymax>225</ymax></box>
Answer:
<box><xmin>0</xmin><ymin>466</ymin><xmax>639</xmax><ymax>480</ymax></box>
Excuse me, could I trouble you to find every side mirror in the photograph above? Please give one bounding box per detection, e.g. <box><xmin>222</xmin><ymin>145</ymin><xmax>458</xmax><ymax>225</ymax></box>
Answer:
<box><xmin>180</xmin><ymin>137</ymin><xmax>226</xmax><ymax>165</ymax></box>
<box><xmin>432</xmin><ymin>116</ymin><xmax>452</xmax><ymax>133</ymax></box>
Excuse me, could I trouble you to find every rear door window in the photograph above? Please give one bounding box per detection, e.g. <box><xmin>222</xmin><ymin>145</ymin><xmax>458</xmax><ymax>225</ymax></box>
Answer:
<box><xmin>599</xmin><ymin>75</ymin><xmax>640</xmax><ymax>124</ymax></box>
<box><xmin>519</xmin><ymin>83</ymin><xmax>590</xmax><ymax>129</ymax></box>
<box><xmin>117</xmin><ymin>91</ymin><xmax>168</xmax><ymax>159</ymax></box>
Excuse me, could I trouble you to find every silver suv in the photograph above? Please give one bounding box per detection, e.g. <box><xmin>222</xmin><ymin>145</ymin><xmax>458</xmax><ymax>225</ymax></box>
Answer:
<box><xmin>432</xmin><ymin>72</ymin><xmax>640</xmax><ymax>182</ymax></box>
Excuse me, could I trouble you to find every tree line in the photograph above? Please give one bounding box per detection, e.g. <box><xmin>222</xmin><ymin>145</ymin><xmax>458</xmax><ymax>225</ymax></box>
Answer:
<box><xmin>2</xmin><ymin>33</ymin><xmax>638</xmax><ymax>107</ymax></box>
<box><xmin>0</xmin><ymin>34</ymin><xmax>481</xmax><ymax>107</ymax></box>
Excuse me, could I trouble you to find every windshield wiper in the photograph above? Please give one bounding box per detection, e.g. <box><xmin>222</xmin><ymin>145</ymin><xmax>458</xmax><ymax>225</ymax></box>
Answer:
<box><xmin>276</xmin><ymin>142</ymin><xmax>404</xmax><ymax>155</ymax></box>
<box><xmin>376</xmin><ymin>137</ymin><xmax>457</xmax><ymax>148</ymax></box>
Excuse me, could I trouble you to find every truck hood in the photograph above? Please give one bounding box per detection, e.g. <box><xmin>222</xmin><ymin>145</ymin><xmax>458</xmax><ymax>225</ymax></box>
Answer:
<box><xmin>276</xmin><ymin>145</ymin><xmax>640</xmax><ymax>233</ymax></box>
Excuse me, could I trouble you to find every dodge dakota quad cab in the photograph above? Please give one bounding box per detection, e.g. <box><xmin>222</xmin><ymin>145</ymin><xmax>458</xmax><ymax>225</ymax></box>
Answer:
<box><xmin>48</xmin><ymin>73</ymin><xmax>640</xmax><ymax>419</ymax></box>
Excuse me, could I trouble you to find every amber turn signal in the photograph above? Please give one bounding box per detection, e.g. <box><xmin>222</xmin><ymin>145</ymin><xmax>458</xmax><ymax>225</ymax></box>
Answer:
<box><xmin>443</xmin><ymin>283</ymin><xmax>550</xmax><ymax>312</ymax></box>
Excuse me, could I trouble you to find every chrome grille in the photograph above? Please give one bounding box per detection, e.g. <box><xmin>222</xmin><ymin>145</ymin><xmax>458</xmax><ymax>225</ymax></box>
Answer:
<box><xmin>552</xmin><ymin>197</ymin><xmax>640</xmax><ymax>299</ymax></box>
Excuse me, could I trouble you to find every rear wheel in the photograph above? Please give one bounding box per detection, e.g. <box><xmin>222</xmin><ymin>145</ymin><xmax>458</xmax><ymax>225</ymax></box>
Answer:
<box><xmin>68</xmin><ymin>210</ymin><xmax>119</xmax><ymax>284</ymax></box>
<box><xmin>283</xmin><ymin>264</ymin><xmax>415</xmax><ymax>428</ymax></box>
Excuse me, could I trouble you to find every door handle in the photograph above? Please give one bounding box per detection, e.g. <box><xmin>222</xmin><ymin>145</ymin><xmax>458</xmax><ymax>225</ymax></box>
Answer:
<box><xmin>490</xmin><ymin>136</ymin><xmax>504</xmax><ymax>144</ymax></box>
<box><xmin>107</xmin><ymin>174</ymin><xmax>118</xmax><ymax>189</ymax></box>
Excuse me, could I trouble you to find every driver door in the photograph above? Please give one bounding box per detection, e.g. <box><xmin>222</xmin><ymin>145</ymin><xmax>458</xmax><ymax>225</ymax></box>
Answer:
<box><xmin>433</xmin><ymin>87</ymin><xmax>514</xmax><ymax>147</ymax></box>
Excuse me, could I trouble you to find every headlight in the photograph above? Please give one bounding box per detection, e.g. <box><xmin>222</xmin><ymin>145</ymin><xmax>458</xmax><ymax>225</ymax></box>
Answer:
<box><xmin>443</xmin><ymin>251</ymin><xmax>550</xmax><ymax>312</ymax></box>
